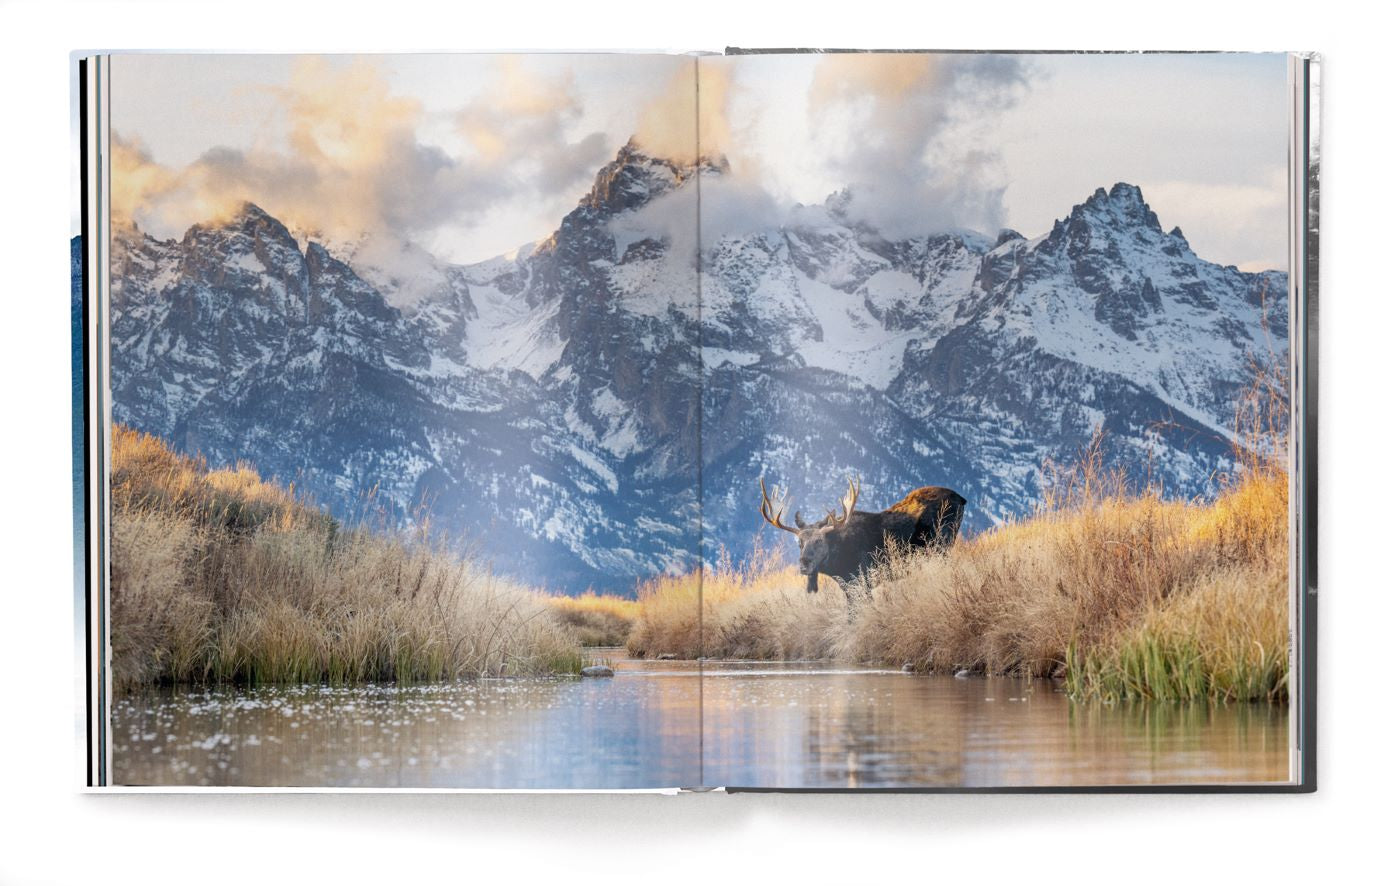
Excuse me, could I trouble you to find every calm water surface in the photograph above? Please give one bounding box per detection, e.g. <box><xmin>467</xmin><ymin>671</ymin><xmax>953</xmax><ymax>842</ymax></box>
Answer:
<box><xmin>112</xmin><ymin>650</ymin><xmax>1289</xmax><ymax>788</ymax></box>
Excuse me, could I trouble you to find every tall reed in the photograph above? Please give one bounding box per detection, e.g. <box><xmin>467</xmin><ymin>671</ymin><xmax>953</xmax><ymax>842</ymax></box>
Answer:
<box><xmin>110</xmin><ymin>426</ymin><xmax>582</xmax><ymax>690</ymax></box>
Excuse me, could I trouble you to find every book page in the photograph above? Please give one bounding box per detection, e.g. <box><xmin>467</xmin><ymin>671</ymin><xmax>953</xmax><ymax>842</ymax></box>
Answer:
<box><xmin>694</xmin><ymin>51</ymin><xmax>1293</xmax><ymax>787</ymax></box>
<box><xmin>99</xmin><ymin>52</ymin><xmax>707</xmax><ymax>788</ymax></box>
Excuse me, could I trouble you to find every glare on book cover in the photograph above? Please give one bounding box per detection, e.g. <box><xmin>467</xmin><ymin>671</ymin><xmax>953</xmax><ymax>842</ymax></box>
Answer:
<box><xmin>78</xmin><ymin>51</ymin><xmax>1312</xmax><ymax>789</ymax></box>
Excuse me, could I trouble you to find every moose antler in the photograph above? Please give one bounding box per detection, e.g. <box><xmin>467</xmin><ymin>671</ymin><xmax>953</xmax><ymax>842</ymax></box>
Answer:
<box><xmin>827</xmin><ymin>476</ymin><xmax>860</xmax><ymax>527</ymax></box>
<box><xmin>759</xmin><ymin>477</ymin><xmax>799</xmax><ymax>535</ymax></box>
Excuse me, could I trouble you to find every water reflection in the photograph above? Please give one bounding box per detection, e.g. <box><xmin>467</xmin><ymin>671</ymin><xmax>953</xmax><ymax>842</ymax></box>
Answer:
<box><xmin>703</xmin><ymin>669</ymin><xmax>1288</xmax><ymax>787</ymax></box>
<box><xmin>113</xmin><ymin>658</ymin><xmax>702</xmax><ymax>789</ymax></box>
<box><xmin>112</xmin><ymin>653</ymin><xmax>1288</xmax><ymax>788</ymax></box>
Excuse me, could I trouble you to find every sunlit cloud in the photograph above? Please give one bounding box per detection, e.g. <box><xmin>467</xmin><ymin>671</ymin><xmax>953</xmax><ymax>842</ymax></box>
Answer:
<box><xmin>632</xmin><ymin>58</ymin><xmax>733</xmax><ymax>163</ymax></box>
<box><xmin>453</xmin><ymin>58</ymin><xmax>608</xmax><ymax>197</ymax></box>
<box><xmin>112</xmin><ymin>57</ymin><xmax>608</xmax><ymax>256</ymax></box>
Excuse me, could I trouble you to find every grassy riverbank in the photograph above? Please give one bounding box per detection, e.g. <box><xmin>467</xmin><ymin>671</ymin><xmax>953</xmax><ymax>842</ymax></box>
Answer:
<box><xmin>110</xmin><ymin>426</ymin><xmax>582</xmax><ymax>690</ymax></box>
<box><xmin>627</xmin><ymin>454</ymin><xmax>1289</xmax><ymax>704</ymax></box>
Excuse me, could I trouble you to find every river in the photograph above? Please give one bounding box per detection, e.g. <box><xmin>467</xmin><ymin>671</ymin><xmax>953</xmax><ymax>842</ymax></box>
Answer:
<box><xmin>111</xmin><ymin>650</ymin><xmax>1290</xmax><ymax>789</ymax></box>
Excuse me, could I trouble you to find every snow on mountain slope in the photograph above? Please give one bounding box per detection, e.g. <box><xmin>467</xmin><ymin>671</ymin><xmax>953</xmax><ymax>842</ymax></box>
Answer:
<box><xmin>104</xmin><ymin>142</ymin><xmax>1287</xmax><ymax>593</ymax></box>
<box><xmin>992</xmin><ymin>184</ymin><xmax>1286</xmax><ymax>435</ymax></box>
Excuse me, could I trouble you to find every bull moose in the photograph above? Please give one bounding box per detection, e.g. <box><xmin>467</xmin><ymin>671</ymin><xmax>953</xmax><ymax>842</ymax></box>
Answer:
<box><xmin>759</xmin><ymin>477</ymin><xmax>966</xmax><ymax>598</ymax></box>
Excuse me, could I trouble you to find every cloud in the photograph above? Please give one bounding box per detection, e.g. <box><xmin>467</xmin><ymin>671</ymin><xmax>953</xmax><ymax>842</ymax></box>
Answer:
<box><xmin>808</xmin><ymin>53</ymin><xmax>1032</xmax><ymax>238</ymax></box>
<box><xmin>454</xmin><ymin>58</ymin><xmax>608</xmax><ymax>197</ymax></box>
<box><xmin>111</xmin><ymin>133</ymin><xmax>199</xmax><ymax>231</ymax></box>
<box><xmin>112</xmin><ymin>57</ymin><xmax>609</xmax><ymax>255</ymax></box>
<box><xmin>633</xmin><ymin>58</ymin><xmax>732</xmax><ymax>163</ymax></box>
<box><xmin>610</xmin><ymin>172</ymin><xmax>785</xmax><ymax>267</ymax></box>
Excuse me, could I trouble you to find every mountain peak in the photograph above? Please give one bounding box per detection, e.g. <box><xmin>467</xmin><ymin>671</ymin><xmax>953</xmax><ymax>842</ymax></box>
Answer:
<box><xmin>580</xmin><ymin>139</ymin><xmax>728</xmax><ymax>214</ymax></box>
<box><xmin>1082</xmin><ymin>182</ymin><xmax>1159</xmax><ymax>228</ymax></box>
<box><xmin>1065</xmin><ymin>182</ymin><xmax>1164</xmax><ymax>235</ymax></box>
<box><xmin>619</xmin><ymin>136</ymin><xmax>730</xmax><ymax>174</ymax></box>
<box><xmin>994</xmin><ymin>228</ymin><xmax>1024</xmax><ymax>247</ymax></box>
<box><xmin>823</xmin><ymin>187</ymin><xmax>855</xmax><ymax>218</ymax></box>
<box><xmin>1107</xmin><ymin>181</ymin><xmax>1145</xmax><ymax>204</ymax></box>
<box><xmin>185</xmin><ymin>201</ymin><xmax>296</xmax><ymax>248</ymax></box>
<box><xmin>226</xmin><ymin>201</ymin><xmax>277</xmax><ymax>227</ymax></box>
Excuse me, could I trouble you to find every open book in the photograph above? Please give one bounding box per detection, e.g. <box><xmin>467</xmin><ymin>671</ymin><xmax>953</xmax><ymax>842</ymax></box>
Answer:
<box><xmin>76</xmin><ymin>50</ymin><xmax>1318</xmax><ymax>790</ymax></box>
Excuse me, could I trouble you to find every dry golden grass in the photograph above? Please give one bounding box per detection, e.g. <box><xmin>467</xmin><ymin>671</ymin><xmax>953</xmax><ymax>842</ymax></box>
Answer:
<box><xmin>111</xmin><ymin>425</ymin><xmax>326</xmax><ymax>537</ymax></box>
<box><xmin>110</xmin><ymin>426</ymin><xmax>581</xmax><ymax>690</ymax></box>
<box><xmin>545</xmin><ymin>593</ymin><xmax>640</xmax><ymax>646</ymax></box>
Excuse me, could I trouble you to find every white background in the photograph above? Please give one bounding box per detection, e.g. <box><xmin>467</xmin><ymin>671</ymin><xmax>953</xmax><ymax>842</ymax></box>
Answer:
<box><xmin>1</xmin><ymin>2</ymin><xmax>1368</xmax><ymax>883</ymax></box>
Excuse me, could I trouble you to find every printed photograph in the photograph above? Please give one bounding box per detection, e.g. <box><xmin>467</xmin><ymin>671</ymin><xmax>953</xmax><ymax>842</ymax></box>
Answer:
<box><xmin>83</xmin><ymin>51</ymin><xmax>1295</xmax><ymax>788</ymax></box>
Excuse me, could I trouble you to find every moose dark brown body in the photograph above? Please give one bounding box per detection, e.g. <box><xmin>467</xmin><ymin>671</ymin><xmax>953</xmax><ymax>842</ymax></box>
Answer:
<box><xmin>760</xmin><ymin>479</ymin><xmax>966</xmax><ymax>598</ymax></box>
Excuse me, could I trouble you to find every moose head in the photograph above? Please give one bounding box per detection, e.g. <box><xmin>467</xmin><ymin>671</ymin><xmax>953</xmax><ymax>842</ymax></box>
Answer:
<box><xmin>759</xmin><ymin>477</ymin><xmax>862</xmax><ymax>593</ymax></box>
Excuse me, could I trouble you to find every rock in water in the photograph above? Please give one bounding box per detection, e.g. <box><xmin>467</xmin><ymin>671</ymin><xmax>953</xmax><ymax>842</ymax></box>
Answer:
<box><xmin>581</xmin><ymin>665</ymin><xmax>614</xmax><ymax>677</ymax></box>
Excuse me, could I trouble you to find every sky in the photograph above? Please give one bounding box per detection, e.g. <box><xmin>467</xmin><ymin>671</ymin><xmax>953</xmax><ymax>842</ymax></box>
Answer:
<box><xmin>98</xmin><ymin>51</ymin><xmax>1290</xmax><ymax>272</ymax></box>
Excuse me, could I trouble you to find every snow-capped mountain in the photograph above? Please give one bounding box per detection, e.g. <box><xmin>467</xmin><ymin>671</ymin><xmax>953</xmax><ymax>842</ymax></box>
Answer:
<box><xmin>97</xmin><ymin>140</ymin><xmax>1287</xmax><ymax>593</ymax></box>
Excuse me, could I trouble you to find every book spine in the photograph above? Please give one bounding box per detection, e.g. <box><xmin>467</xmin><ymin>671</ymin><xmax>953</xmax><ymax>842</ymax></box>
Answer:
<box><xmin>81</xmin><ymin>54</ymin><xmax>112</xmax><ymax>789</ymax></box>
